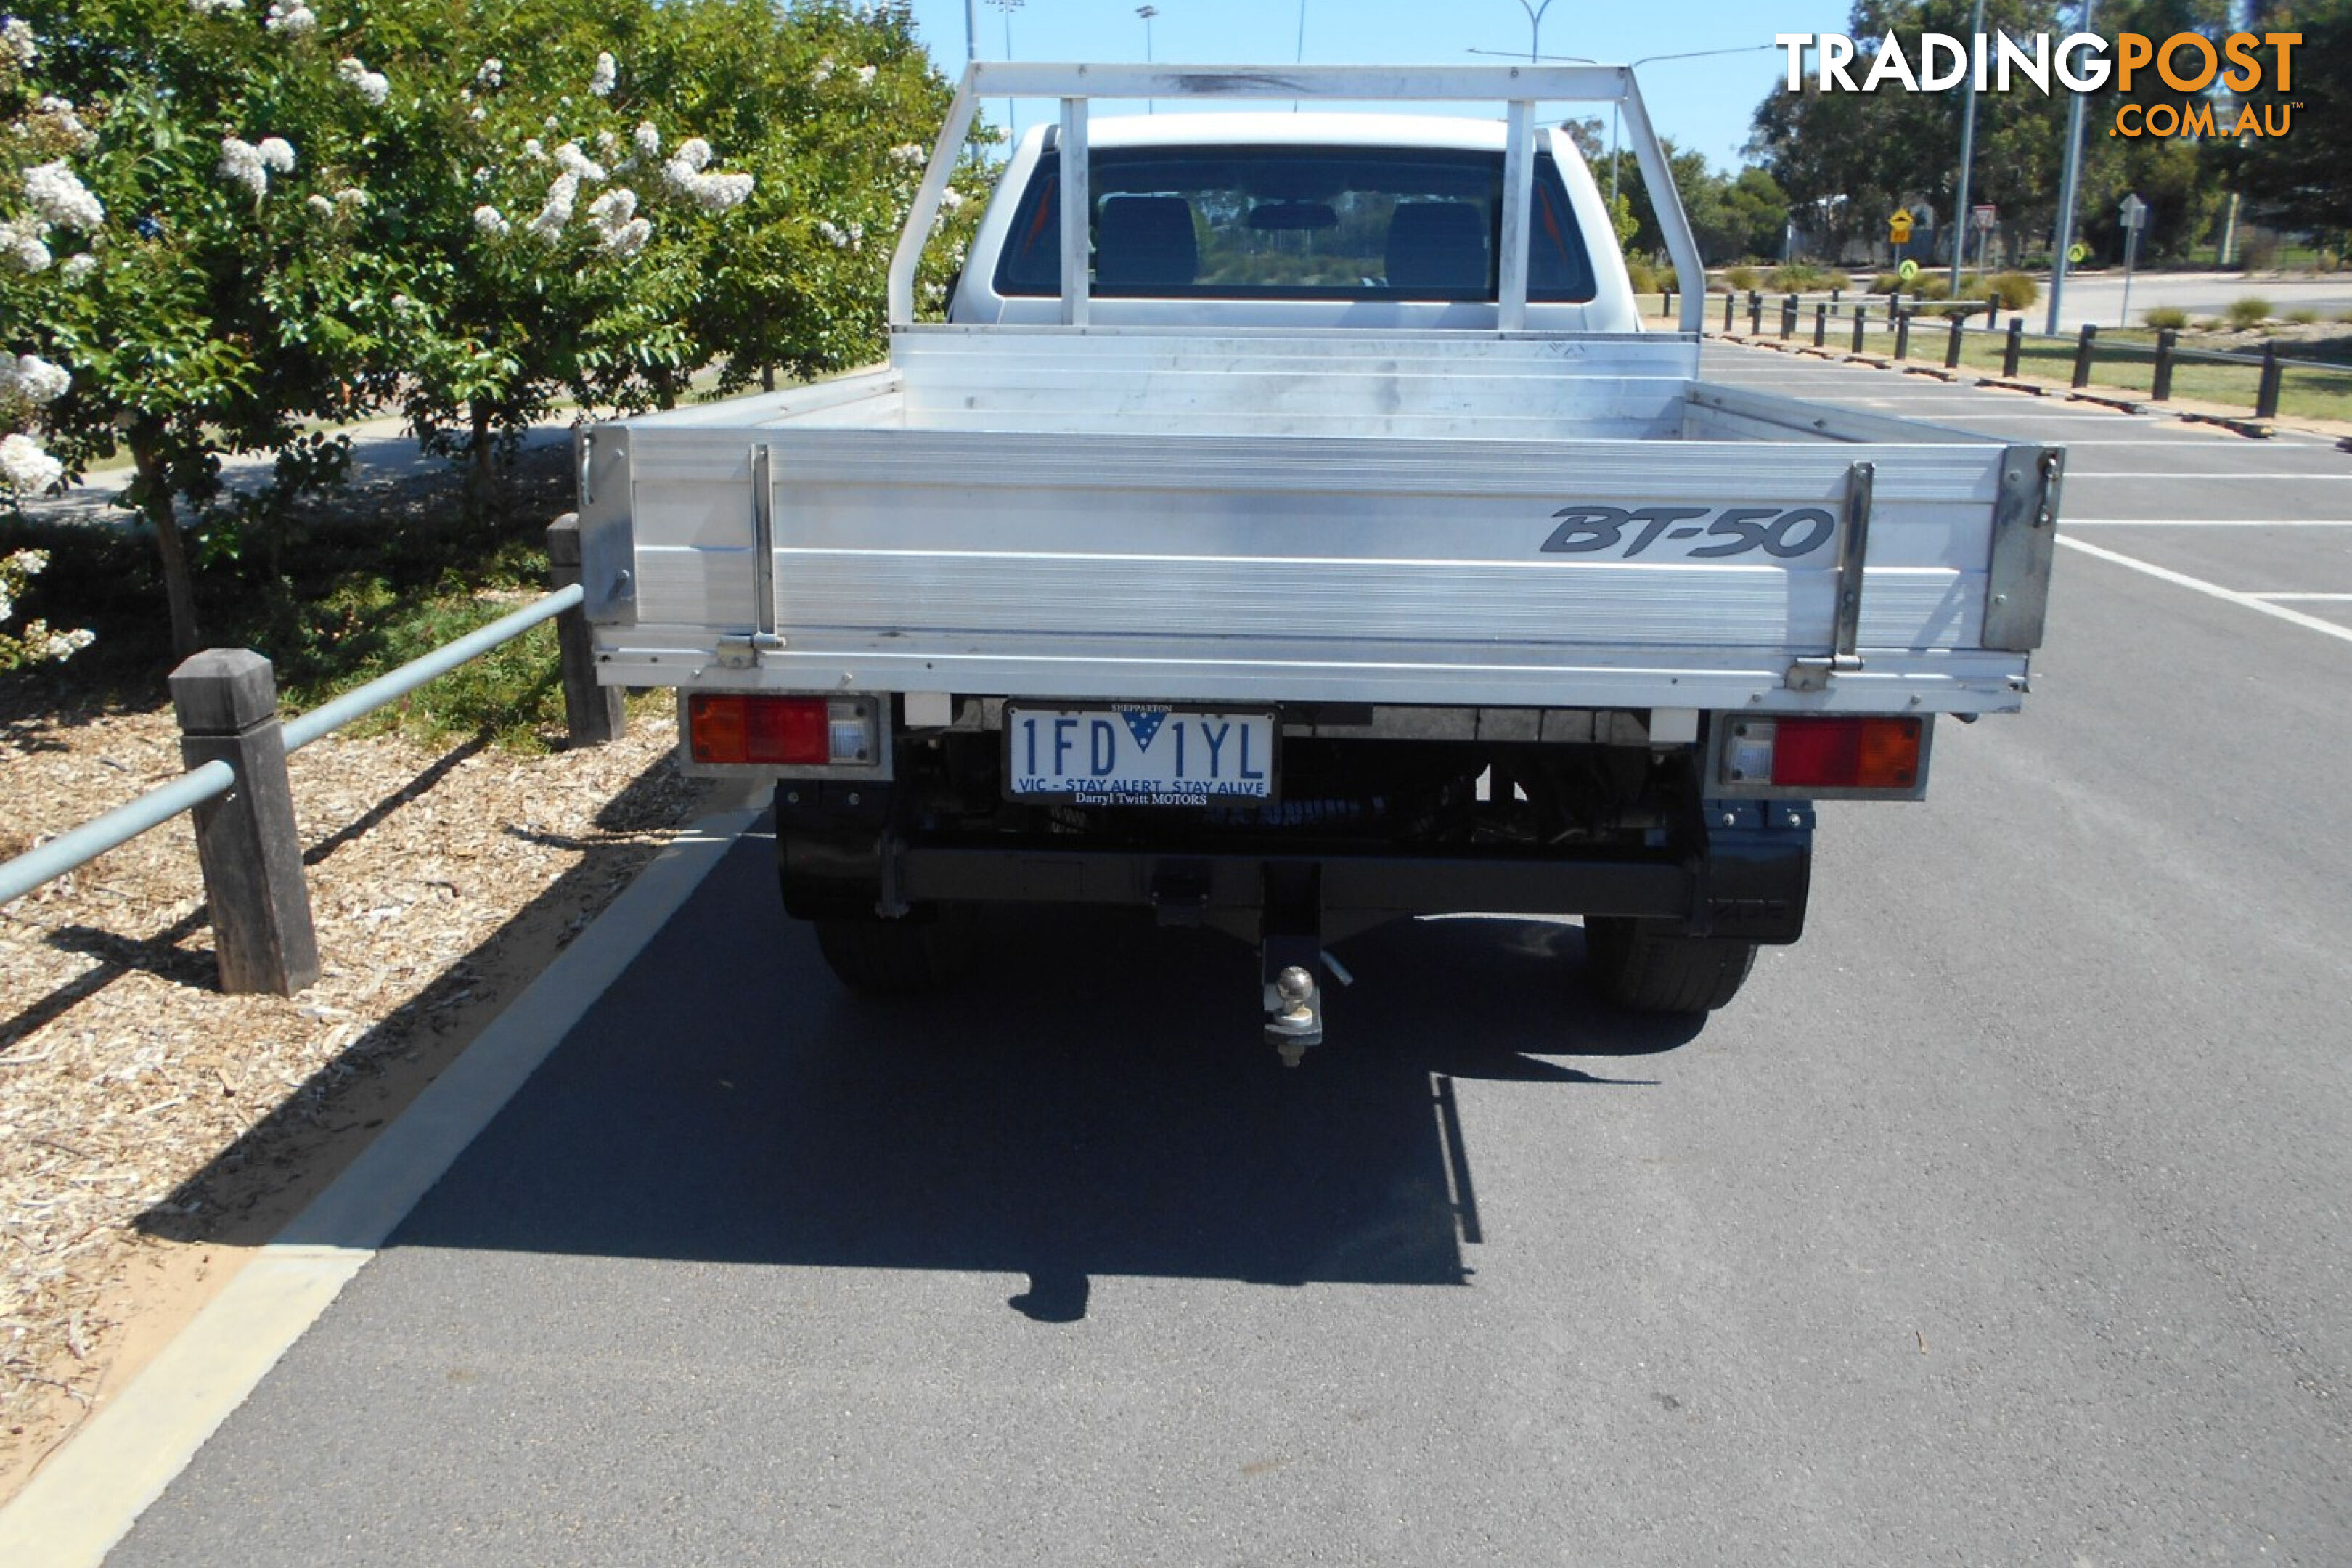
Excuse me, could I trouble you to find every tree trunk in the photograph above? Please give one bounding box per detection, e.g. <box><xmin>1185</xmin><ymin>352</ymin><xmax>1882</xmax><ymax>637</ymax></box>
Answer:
<box><xmin>131</xmin><ymin>429</ymin><xmax>202</xmax><ymax>659</ymax></box>
<box><xmin>464</xmin><ymin>399</ymin><xmax>495</xmax><ymax>519</ymax></box>
<box><xmin>761</xmin><ymin>366</ymin><xmax>776</xmax><ymax>393</ymax></box>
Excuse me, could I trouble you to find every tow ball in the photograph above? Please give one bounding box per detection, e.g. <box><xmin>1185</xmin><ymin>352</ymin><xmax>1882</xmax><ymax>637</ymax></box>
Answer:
<box><xmin>1265</xmin><ymin>965</ymin><xmax>1322</xmax><ymax>1066</ymax></box>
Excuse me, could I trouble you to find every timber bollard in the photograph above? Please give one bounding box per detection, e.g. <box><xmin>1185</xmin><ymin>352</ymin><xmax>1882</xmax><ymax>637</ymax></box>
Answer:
<box><xmin>2256</xmin><ymin>340</ymin><xmax>2282</xmax><ymax>419</ymax></box>
<box><xmin>1945</xmin><ymin>314</ymin><xmax>1964</xmax><ymax>369</ymax></box>
<box><xmin>2152</xmin><ymin>327</ymin><xmax>2177</xmax><ymax>401</ymax></box>
<box><xmin>1723</xmin><ymin>291</ymin><xmax>1736</xmax><ymax>333</ymax></box>
<box><xmin>1749</xmin><ymin>292</ymin><xmax>1763</xmax><ymax>333</ymax></box>
<box><xmin>1781</xmin><ymin>295</ymin><xmax>1797</xmax><ymax>338</ymax></box>
<box><xmin>2004</xmin><ymin>319</ymin><xmax>2024</xmax><ymax>379</ymax></box>
<box><xmin>548</xmin><ymin>515</ymin><xmax>626</xmax><ymax>748</ymax></box>
<box><xmin>1813</xmin><ymin>303</ymin><xmax>1828</xmax><ymax>347</ymax></box>
<box><xmin>1851</xmin><ymin>305</ymin><xmax>1867</xmax><ymax>354</ymax></box>
<box><xmin>1662</xmin><ymin>288</ymin><xmax>1675</xmax><ymax>322</ymax></box>
<box><xmin>169</xmin><ymin>650</ymin><xmax>320</xmax><ymax>995</ymax></box>
<box><xmin>1894</xmin><ymin>310</ymin><xmax>1911</xmax><ymax>360</ymax></box>
<box><xmin>2072</xmin><ymin>322</ymin><xmax>2099</xmax><ymax>389</ymax></box>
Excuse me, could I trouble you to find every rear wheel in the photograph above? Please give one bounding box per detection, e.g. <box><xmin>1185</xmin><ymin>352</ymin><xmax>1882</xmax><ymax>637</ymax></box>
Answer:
<box><xmin>812</xmin><ymin>909</ymin><xmax>976</xmax><ymax>995</ymax></box>
<box><xmin>1583</xmin><ymin>917</ymin><xmax>1757</xmax><ymax>1013</ymax></box>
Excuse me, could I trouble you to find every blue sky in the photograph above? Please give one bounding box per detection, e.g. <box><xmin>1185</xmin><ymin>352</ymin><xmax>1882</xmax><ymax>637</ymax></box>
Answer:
<box><xmin>895</xmin><ymin>1</ymin><xmax>1858</xmax><ymax>171</ymax></box>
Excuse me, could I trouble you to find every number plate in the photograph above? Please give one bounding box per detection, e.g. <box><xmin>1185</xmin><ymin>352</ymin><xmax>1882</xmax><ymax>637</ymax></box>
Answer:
<box><xmin>1004</xmin><ymin>703</ymin><xmax>1277</xmax><ymax>806</ymax></box>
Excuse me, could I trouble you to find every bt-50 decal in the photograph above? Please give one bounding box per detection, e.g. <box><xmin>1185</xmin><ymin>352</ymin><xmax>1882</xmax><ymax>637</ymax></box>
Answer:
<box><xmin>1540</xmin><ymin>505</ymin><xmax>1838</xmax><ymax>561</ymax></box>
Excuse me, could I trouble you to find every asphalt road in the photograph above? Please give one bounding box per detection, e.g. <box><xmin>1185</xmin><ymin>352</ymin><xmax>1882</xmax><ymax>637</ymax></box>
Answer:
<box><xmin>104</xmin><ymin>347</ymin><xmax>2351</xmax><ymax>1567</ymax></box>
<box><xmin>2045</xmin><ymin>270</ymin><xmax>2352</xmax><ymax>331</ymax></box>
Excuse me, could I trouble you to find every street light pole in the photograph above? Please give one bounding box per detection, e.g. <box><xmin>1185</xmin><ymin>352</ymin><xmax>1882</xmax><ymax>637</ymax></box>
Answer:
<box><xmin>2045</xmin><ymin>0</ymin><xmax>2094</xmax><ymax>332</ymax></box>
<box><xmin>1510</xmin><ymin>0</ymin><xmax>1555</xmax><ymax>65</ymax></box>
<box><xmin>1949</xmin><ymin>0</ymin><xmax>1986</xmax><ymax>295</ymax></box>
<box><xmin>1136</xmin><ymin>4</ymin><xmax>1157</xmax><ymax>113</ymax></box>
<box><xmin>987</xmin><ymin>0</ymin><xmax>1024</xmax><ymax>139</ymax></box>
<box><xmin>1606</xmin><ymin>45</ymin><xmax>1779</xmax><ymax>209</ymax></box>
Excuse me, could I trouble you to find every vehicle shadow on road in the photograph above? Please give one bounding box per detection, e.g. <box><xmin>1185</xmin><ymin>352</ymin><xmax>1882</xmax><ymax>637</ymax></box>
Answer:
<box><xmin>374</xmin><ymin>833</ymin><xmax>1702</xmax><ymax>1314</ymax></box>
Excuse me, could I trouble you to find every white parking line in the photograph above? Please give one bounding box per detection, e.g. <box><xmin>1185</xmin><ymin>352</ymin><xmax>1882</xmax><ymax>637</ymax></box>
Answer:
<box><xmin>2060</xmin><ymin>526</ymin><xmax>2352</xmax><ymax>534</ymax></box>
<box><xmin>2250</xmin><ymin>592</ymin><xmax>2352</xmax><ymax>602</ymax></box>
<box><xmin>2058</xmin><ymin>536</ymin><xmax>2352</xmax><ymax>648</ymax></box>
<box><xmin>2067</xmin><ymin>471</ymin><xmax>2352</xmax><ymax>480</ymax></box>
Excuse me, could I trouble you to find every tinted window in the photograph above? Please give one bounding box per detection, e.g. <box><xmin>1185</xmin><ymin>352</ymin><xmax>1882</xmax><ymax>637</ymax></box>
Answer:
<box><xmin>993</xmin><ymin>144</ymin><xmax>1598</xmax><ymax>303</ymax></box>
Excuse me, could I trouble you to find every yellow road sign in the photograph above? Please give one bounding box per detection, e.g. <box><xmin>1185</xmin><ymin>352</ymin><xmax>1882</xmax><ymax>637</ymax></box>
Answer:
<box><xmin>1889</xmin><ymin>208</ymin><xmax>1915</xmax><ymax>242</ymax></box>
<box><xmin>1898</xmin><ymin>259</ymin><xmax>1919</xmax><ymax>281</ymax></box>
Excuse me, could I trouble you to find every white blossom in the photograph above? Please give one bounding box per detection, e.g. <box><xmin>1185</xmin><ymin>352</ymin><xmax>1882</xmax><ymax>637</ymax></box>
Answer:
<box><xmin>307</xmin><ymin>193</ymin><xmax>333</xmax><ymax>215</ymax></box>
<box><xmin>2</xmin><ymin>354</ymin><xmax>73</xmax><ymax>404</ymax></box>
<box><xmin>263</xmin><ymin>0</ymin><xmax>316</xmax><ymax>34</ymax></box>
<box><xmin>218</xmin><ymin>137</ymin><xmax>269</xmax><ymax>197</ymax></box>
<box><xmin>528</xmin><ymin>171</ymin><xmax>579</xmax><ymax>242</ymax></box>
<box><xmin>940</xmin><ymin>187</ymin><xmax>967</xmax><ymax>213</ymax></box>
<box><xmin>855</xmin><ymin>65</ymin><xmax>876</xmax><ymax>87</ymax></box>
<box><xmin>589</xmin><ymin>52</ymin><xmax>616</xmax><ymax>97</ymax></box>
<box><xmin>469</xmin><ymin>105</ymin><xmax>486</xmax><ymax>121</ymax></box>
<box><xmin>256</xmin><ymin>136</ymin><xmax>296</xmax><ymax>173</ymax></box>
<box><xmin>523</xmin><ymin>137</ymin><xmax>544</xmax><ymax>161</ymax></box>
<box><xmin>889</xmin><ymin>142</ymin><xmax>925</xmax><ymax>167</ymax></box>
<box><xmin>553</xmin><ymin>142</ymin><xmax>606</xmax><ymax>183</ymax></box>
<box><xmin>60</xmin><ymin>252</ymin><xmax>95</xmax><ymax>281</ymax></box>
<box><xmin>671</xmin><ymin>137</ymin><xmax>711</xmax><ymax>173</ymax></box>
<box><xmin>188</xmin><ymin>0</ymin><xmax>244</xmax><ymax>13</ymax></box>
<box><xmin>809</xmin><ymin>56</ymin><xmax>833</xmax><ymax>86</ymax></box>
<box><xmin>587</xmin><ymin>186</ymin><xmax>636</xmax><ymax>232</ymax></box>
<box><xmin>333</xmin><ymin>187</ymin><xmax>367</xmax><ymax>208</ymax></box>
<box><xmin>476</xmin><ymin>58</ymin><xmax>502</xmax><ymax>89</ymax></box>
<box><xmin>337</xmin><ymin>57</ymin><xmax>390</xmax><ymax>106</ymax></box>
<box><xmin>1</xmin><ymin>215</ymin><xmax>49</xmax><ymax>273</ymax></box>
<box><xmin>3</xmin><ymin>17</ymin><xmax>36</xmax><ymax>68</ymax></box>
<box><xmin>1</xmin><ymin>433</ymin><xmax>62</xmax><ymax>495</ymax></box>
<box><xmin>24</xmin><ymin>161</ymin><xmax>104</xmax><ymax>229</ymax></box>
<box><xmin>601</xmin><ymin>216</ymin><xmax>650</xmax><ymax>258</ymax></box>
<box><xmin>473</xmin><ymin>203</ymin><xmax>511</xmax><ymax>237</ymax></box>
<box><xmin>633</xmin><ymin>122</ymin><xmax>661</xmax><ymax>159</ymax></box>
<box><xmin>36</xmin><ymin>97</ymin><xmax>96</xmax><ymax>152</ymax></box>
<box><xmin>814</xmin><ymin>219</ymin><xmax>850</xmax><ymax>250</ymax></box>
<box><xmin>596</xmin><ymin>128</ymin><xmax>619</xmax><ymax>156</ymax></box>
<box><xmin>41</xmin><ymin>627</ymin><xmax>96</xmax><ymax>656</ymax></box>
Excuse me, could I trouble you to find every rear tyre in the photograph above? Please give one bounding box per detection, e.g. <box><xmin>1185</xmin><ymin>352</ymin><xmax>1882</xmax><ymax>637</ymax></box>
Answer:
<box><xmin>812</xmin><ymin>909</ymin><xmax>976</xmax><ymax>995</ymax></box>
<box><xmin>1583</xmin><ymin>917</ymin><xmax>1757</xmax><ymax>1013</ymax></box>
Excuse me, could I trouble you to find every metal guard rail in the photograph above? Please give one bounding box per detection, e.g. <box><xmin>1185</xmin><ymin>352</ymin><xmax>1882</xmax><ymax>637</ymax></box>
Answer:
<box><xmin>0</xmin><ymin>582</ymin><xmax>584</xmax><ymax>909</ymax></box>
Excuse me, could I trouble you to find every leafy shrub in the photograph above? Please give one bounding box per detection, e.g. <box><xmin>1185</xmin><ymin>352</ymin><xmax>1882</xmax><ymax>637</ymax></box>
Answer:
<box><xmin>1912</xmin><ymin>274</ymin><xmax>1953</xmax><ymax>302</ymax></box>
<box><xmin>1723</xmin><ymin>264</ymin><xmax>1760</xmax><ymax>292</ymax></box>
<box><xmin>2227</xmin><ymin>297</ymin><xmax>2272</xmax><ymax>329</ymax></box>
<box><xmin>1657</xmin><ymin>264</ymin><xmax>1679</xmax><ymax>293</ymax></box>
<box><xmin>1821</xmin><ymin>269</ymin><xmax>1852</xmax><ymax>293</ymax></box>
<box><xmin>1626</xmin><ymin>257</ymin><xmax>1661</xmax><ymax>295</ymax></box>
<box><xmin>2285</xmin><ymin>308</ymin><xmax>2319</xmax><ymax>325</ymax></box>
<box><xmin>1869</xmin><ymin>271</ymin><xmax>1904</xmax><ymax>294</ymax></box>
<box><xmin>1988</xmin><ymin>271</ymin><xmax>2039</xmax><ymax>311</ymax></box>
<box><xmin>2240</xmin><ymin>234</ymin><xmax>2278</xmax><ymax>272</ymax></box>
<box><xmin>2141</xmin><ymin>306</ymin><xmax>2190</xmax><ymax>330</ymax></box>
<box><xmin>1768</xmin><ymin>261</ymin><xmax>1825</xmax><ymax>292</ymax></box>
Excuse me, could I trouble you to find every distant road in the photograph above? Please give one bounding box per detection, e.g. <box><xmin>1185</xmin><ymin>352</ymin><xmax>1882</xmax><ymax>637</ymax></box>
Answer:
<box><xmin>2043</xmin><ymin>269</ymin><xmax>2352</xmax><ymax>331</ymax></box>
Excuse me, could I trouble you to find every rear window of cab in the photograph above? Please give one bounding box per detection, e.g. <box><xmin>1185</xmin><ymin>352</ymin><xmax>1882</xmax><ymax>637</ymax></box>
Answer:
<box><xmin>992</xmin><ymin>143</ymin><xmax>1599</xmax><ymax>303</ymax></box>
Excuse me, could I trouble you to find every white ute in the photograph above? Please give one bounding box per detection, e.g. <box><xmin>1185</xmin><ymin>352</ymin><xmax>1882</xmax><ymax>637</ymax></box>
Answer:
<box><xmin>574</xmin><ymin>64</ymin><xmax>2061</xmax><ymax>1062</ymax></box>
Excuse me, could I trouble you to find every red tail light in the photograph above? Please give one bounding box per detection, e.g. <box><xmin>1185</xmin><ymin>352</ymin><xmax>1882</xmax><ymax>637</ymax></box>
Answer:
<box><xmin>687</xmin><ymin>694</ymin><xmax>829</xmax><ymax>765</ymax></box>
<box><xmin>1769</xmin><ymin>716</ymin><xmax>1922</xmax><ymax>789</ymax></box>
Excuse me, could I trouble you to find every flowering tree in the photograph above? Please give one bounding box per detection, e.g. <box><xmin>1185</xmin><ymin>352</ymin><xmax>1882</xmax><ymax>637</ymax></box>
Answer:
<box><xmin>3</xmin><ymin>0</ymin><xmax>985</xmax><ymax>661</ymax></box>
<box><xmin>1</xmin><ymin>0</ymin><xmax>395</xmax><ymax>656</ymax></box>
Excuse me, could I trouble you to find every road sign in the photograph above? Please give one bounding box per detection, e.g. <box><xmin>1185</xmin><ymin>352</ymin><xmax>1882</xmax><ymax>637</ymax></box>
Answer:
<box><xmin>1898</xmin><ymin>259</ymin><xmax>1919</xmax><ymax>281</ymax></box>
<box><xmin>2120</xmin><ymin>194</ymin><xmax>2149</xmax><ymax>230</ymax></box>
<box><xmin>1889</xmin><ymin>208</ymin><xmax>1914</xmax><ymax>244</ymax></box>
<box><xmin>1970</xmin><ymin>204</ymin><xmax>1998</xmax><ymax>231</ymax></box>
<box><xmin>2068</xmin><ymin>242</ymin><xmax>2089</xmax><ymax>264</ymax></box>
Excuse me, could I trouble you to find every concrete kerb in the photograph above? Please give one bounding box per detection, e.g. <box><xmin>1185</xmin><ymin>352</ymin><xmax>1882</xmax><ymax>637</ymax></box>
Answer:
<box><xmin>0</xmin><ymin>794</ymin><xmax>768</xmax><ymax>1568</ymax></box>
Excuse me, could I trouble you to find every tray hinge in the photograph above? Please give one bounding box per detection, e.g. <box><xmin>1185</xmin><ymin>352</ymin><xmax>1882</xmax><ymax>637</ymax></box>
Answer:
<box><xmin>1787</xmin><ymin>460</ymin><xmax>1874</xmax><ymax>691</ymax></box>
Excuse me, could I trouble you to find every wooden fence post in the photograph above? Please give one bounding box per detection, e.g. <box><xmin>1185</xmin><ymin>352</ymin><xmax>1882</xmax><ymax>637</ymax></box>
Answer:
<box><xmin>1850</xmin><ymin>305</ymin><xmax>1868</xmax><ymax>354</ymax></box>
<box><xmin>2004</xmin><ymin>318</ymin><xmax>2024</xmax><ymax>379</ymax></box>
<box><xmin>2255</xmin><ymin>341</ymin><xmax>2282</xmax><ymax>419</ymax></box>
<box><xmin>1894</xmin><ymin>309</ymin><xmax>1911</xmax><ymax>361</ymax></box>
<box><xmin>169</xmin><ymin>650</ymin><xmax>319</xmax><ymax>995</ymax></box>
<box><xmin>1781</xmin><ymin>295</ymin><xmax>1797</xmax><ymax>338</ymax></box>
<box><xmin>1748</xmin><ymin>292</ymin><xmax>1763</xmax><ymax>333</ymax></box>
<box><xmin>2152</xmin><ymin>328</ymin><xmax>2177</xmax><ymax>401</ymax></box>
<box><xmin>1723</xmin><ymin>291</ymin><xmax>1735</xmax><ymax>333</ymax></box>
<box><xmin>1813</xmin><ymin>303</ymin><xmax>1828</xmax><ymax>346</ymax></box>
<box><xmin>547</xmin><ymin>514</ymin><xmax>626</xmax><ymax>748</ymax></box>
<box><xmin>1944</xmin><ymin>314</ymin><xmax>1964</xmax><ymax>369</ymax></box>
